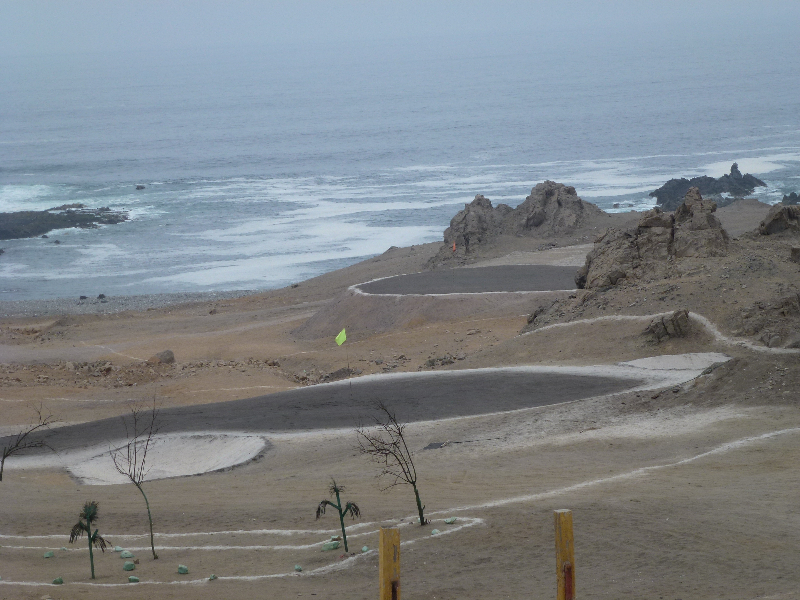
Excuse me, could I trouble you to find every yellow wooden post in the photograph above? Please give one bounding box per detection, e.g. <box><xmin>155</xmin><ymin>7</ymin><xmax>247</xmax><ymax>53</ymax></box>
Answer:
<box><xmin>379</xmin><ymin>527</ymin><xmax>400</xmax><ymax>600</ymax></box>
<box><xmin>554</xmin><ymin>509</ymin><xmax>575</xmax><ymax>600</ymax></box>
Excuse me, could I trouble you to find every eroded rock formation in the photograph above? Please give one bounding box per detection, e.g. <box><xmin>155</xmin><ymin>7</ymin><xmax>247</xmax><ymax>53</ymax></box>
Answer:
<box><xmin>576</xmin><ymin>188</ymin><xmax>728</xmax><ymax>289</ymax></box>
<box><xmin>644</xmin><ymin>310</ymin><xmax>691</xmax><ymax>343</ymax></box>
<box><xmin>758</xmin><ymin>205</ymin><xmax>800</xmax><ymax>235</ymax></box>
<box><xmin>430</xmin><ymin>181</ymin><xmax>605</xmax><ymax>266</ymax></box>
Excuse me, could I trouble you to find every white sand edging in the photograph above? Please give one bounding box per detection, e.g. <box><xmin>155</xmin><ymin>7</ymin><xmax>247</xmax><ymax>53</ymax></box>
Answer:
<box><xmin>521</xmin><ymin>311</ymin><xmax>800</xmax><ymax>355</ymax></box>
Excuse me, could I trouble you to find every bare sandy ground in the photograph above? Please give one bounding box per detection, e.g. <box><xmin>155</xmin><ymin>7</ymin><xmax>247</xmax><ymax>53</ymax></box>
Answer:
<box><xmin>1</xmin><ymin>197</ymin><xmax>799</xmax><ymax>599</ymax></box>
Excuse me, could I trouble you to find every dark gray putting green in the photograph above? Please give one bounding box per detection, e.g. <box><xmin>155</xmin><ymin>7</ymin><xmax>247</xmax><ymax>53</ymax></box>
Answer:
<box><xmin>356</xmin><ymin>265</ymin><xmax>578</xmax><ymax>295</ymax></box>
<box><xmin>9</xmin><ymin>369</ymin><xmax>642</xmax><ymax>454</ymax></box>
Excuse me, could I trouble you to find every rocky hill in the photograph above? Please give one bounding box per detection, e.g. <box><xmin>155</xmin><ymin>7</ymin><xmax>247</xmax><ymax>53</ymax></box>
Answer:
<box><xmin>576</xmin><ymin>187</ymin><xmax>729</xmax><ymax>289</ymax></box>
<box><xmin>427</xmin><ymin>181</ymin><xmax>620</xmax><ymax>268</ymax></box>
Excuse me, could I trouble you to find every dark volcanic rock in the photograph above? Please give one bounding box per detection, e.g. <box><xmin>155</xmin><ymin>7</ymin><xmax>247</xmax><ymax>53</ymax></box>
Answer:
<box><xmin>578</xmin><ymin>188</ymin><xmax>728</xmax><ymax>289</ymax></box>
<box><xmin>0</xmin><ymin>204</ymin><xmax>129</xmax><ymax>240</ymax></box>
<box><xmin>650</xmin><ymin>163</ymin><xmax>766</xmax><ymax>211</ymax></box>
<box><xmin>758</xmin><ymin>205</ymin><xmax>800</xmax><ymax>235</ymax></box>
<box><xmin>782</xmin><ymin>192</ymin><xmax>799</xmax><ymax>205</ymax></box>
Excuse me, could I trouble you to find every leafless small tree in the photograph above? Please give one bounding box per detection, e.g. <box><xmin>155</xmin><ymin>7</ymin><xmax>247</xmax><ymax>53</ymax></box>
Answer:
<box><xmin>0</xmin><ymin>404</ymin><xmax>57</xmax><ymax>482</ymax></box>
<box><xmin>110</xmin><ymin>397</ymin><xmax>161</xmax><ymax>559</ymax></box>
<box><xmin>356</xmin><ymin>402</ymin><xmax>428</xmax><ymax>526</ymax></box>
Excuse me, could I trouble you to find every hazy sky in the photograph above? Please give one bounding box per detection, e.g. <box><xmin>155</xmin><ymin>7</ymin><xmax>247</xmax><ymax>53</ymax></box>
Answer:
<box><xmin>2</xmin><ymin>0</ymin><xmax>799</xmax><ymax>58</ymax></box>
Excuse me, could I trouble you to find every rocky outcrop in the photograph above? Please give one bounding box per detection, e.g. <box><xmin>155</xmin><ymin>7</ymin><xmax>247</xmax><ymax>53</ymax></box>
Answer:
<box><xmin>576</xmin><ymin>188</ymin><xmax>728</xmax><ymax>289</ymax></box>
<box><xmin>506</xmin><ymin>181</ymin><xmax>606</xmax><ymax>237</ymax></box>
<box><xmin>430</xmin><ymin>181</ymin><xmax>605</xmax><ymax>266</ymax></box>
<box><xmin>0</xmin><ymin>205</ymin><xmax>129</xmax><ymax>240</ymax></box>
<box><xmin>441</xmin><ymin>194</ymin><xmax>513</xmax><ymax>254</ymax></box>
<box><xmin>782</xmin><ymin>192</ymin><xmax>799</xmax><ymax>205</ymax></box>
<box><xmin>758</xmin><ymin>205</ymin><xmax>800</xmax><ymax>235</ymax></box>
<box><xmin>672</xmin><ymin>188</ymin><xmax>730</xmax><ymax>257</ymax></box>
<box><xmin>734</xmin><ymin>293</ymin><xmax>800</xmax><ymax>348</ymax></box>
<box><xmin>644</xmin><ymin>310</ymin><xmax>691</xmax><ymax>343</ymax></box>
<box><xmin>650</xmin><ymin>163</ymin><xmax>766</xmax><ymax>211</ymax></box>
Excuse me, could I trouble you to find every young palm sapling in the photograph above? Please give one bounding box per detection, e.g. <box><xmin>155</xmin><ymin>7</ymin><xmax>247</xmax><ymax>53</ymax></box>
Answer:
<box><xmin>315</xmin><ymin>479</ymin><xmax>361</xmax><ymax>552</ymax></box>
<box><xmin>69</xmin><ymin>500</ymin><xmax>109</xmax><ymax>579</ymax></box>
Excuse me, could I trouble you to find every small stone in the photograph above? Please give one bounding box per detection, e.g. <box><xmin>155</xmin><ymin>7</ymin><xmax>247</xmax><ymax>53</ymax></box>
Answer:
<box><xmin>430</xmin><ymin>529</ymin><xmax>440</xmax><ymax>535</ymax></box>
<box><xmin>123</xmin><ymin>561</ymin><xmax>135</xmax><ymax>571</ymax></box>
<box><xmin>128</xmin><ymin>575</ymin><xmax>139</xmax><ymax>583</ymax></box>
<box><xmin>294</xmin><ymin>564</ymin><xmax>303</xmax><ymax>572</ymax></box>
<box><xmin>114</xmin><ymin>546</ymin><xmax>123</xmax><ymax>552</ymax></box>
<box><xmin>43</xmin><ymin>551</ymin><xmax>54</xmax><ymax>558</ymax></box>
<box><xmin>148</xmin><ymin>349</ymin><xmax>175</xmax><ymax>364</ymax></box>
<box><xmin>444</xmin><ymin>517</ymin><xmax>457</xmax><ymax>524</ymax></box>
<box><xmin>178</xmin><ymin>564</ymin><xmax>189</xmax><ymax>574</ymax></box>
<box><xmin>321</xmin><ymin>540</ymin><xmax>340</xmax><ymax>551</ymax></box>
<box><xmin>60</xmin><ymin>547</ymin><xmax>67</xmax><ymax>551</ymax></box>
<box><xmin>209</xmin><ymin>574</ymin><xmax>218</xmax><ymax>580</ymax></box>
<box><xmin>361</xmin><ymin>546</ymin><xmax>369</xmax><ymax>553</ymax></box>
<box><xmin>120</xmin><ymin>550</ymin><xmax>134</xmax><ymax>558</ymax></box>
<box><xmin>52</xmin><ymin>577</ymin><xmax>64</xmax><ymax>585</ymax></box>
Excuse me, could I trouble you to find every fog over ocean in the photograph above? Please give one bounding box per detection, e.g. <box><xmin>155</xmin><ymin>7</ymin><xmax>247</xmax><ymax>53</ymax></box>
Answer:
<box><xmin>2</xmin><ymin>28</ymin><xmax>799</xmax><ymax>300</ymax></box>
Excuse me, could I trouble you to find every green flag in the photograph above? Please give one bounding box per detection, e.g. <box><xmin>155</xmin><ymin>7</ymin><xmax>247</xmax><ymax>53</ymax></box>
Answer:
<box><xmin>335</xmin><ymin>328</ymin><xmax>347</xmax><ymax>346</ymax></box>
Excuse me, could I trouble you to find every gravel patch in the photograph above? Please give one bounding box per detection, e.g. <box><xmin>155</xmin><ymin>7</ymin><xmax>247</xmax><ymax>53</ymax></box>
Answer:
<box><xmin>0</xmin><ymin>290</ymin><xmax>256</xmax><ymax>319</ymax></box>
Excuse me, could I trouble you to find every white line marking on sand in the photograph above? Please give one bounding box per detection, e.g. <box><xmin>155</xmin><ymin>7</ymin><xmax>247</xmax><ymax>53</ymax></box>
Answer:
<box><xmin>2</xmin><ymin>428</ymin><xmax>796</xmax><ymax>587</ymax></box>
<box><xmin>428</xmin><ymin>426</ymin><xmax>800</xmax><ymax>514</ymax></box>
<box><xmin>521</xmin><ymin>310</ymin><xmax>800</xmax><ymax>355</ymax></box>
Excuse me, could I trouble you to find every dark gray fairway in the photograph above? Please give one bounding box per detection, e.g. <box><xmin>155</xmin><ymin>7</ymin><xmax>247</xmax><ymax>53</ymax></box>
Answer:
<box><xmin>9</xmin><ymin>370</ymin><xmax>642</xmax><ymax>454</ymax></box>
<box><xmin>357</xmin><ymin>265</ymin><xmax>578</xmax><ymax>295</ymax></box>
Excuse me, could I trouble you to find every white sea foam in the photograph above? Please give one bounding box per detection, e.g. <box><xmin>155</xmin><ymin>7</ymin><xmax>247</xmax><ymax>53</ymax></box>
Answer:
<box><xmin>0</xmin><ymin>184</ymin><xmax>60</xmax><ymax>212</ymax></box>
<box><xmin>700</xmin><ymin>153</ymin><xmax>800</xmax><ymax>177</ymax></box>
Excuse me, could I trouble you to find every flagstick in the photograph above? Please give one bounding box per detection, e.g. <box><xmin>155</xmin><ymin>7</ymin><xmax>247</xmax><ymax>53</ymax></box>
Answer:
<box><xmin>346</xmin><ymin>328</ymin><xmax>353</xmax><ymax>399</ymax></box>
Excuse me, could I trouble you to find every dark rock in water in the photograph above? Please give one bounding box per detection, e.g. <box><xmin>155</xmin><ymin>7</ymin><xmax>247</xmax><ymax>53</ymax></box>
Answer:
<box><xmin>41</xmin><ymin>234</ymin><xmax>48</xmax><ymax>238</ymax></box>
<box><xmin>782</xmin><ymin>192</ymin><xmax>799</xmax><ymax>205</ymax></box>
<box><xmin>759</xmin><ymin>205</ymin><xmax>800</xmax><ymax>235</ymax></box>
<box><xmin>53</xmin><ymin>240</ymin><xmax>60</xmax><ymax>244</ymax></box>
<box><xmin>79</xmin><ymin>295</ymin><xmax>88</xmax><ymax>300</ymax></box>
<box><xmin>148</xmin><ymin>350</ymin><xmax>175</xmax><ymax>364</ymax></box>
<box><xmin>0</xmin><ymin>205</ymin><xmax>129</xmax><ymax>240</ymax></box>
<box><xmin>650</xmin><ymin>163</ymin><xmax>766</xmax><ymax>211</ymax></box>
<box><xmin>0</xmin><ymin>248</ymin><xmax>4</xmax><ymax>256</ymax></box>
<box><xmin>578</xmin><ymin>188</ymin><xmax>728</xmax><ymax>289</ymax></box>
<box><xmin>136</xmin><ymin>184</ymin><xmax>146</xmax><ymax>190</ymax></box>
<box><xmin>97</xmin><ymin>294</ymin><xmax>106</xmax><ymax>299</ymax></box>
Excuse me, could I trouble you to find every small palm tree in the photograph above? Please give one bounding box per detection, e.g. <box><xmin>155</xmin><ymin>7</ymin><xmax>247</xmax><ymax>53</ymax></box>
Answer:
<box><xmin>69</xmin><ymin>500</ymin><xmax>109</xmax><ymax>579</ymax></box>
<box><xmin>315</xmin><ymin>479</ymin><xmax>361</xmax><ymax>553</ymax></box>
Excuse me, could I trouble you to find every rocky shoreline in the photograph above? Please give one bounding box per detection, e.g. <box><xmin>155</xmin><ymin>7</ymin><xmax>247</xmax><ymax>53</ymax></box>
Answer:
<box><xmin>0</xmin><ymin>204</ymin><xmax>129</xmax><ymax>240</ymax></box>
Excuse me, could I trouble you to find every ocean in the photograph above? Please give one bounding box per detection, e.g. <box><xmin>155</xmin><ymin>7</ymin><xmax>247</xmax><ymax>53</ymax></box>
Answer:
<box><xmin>2</xmin><ymin>35</ymin><xmax>799</xmax><ymax>301</ymax></box>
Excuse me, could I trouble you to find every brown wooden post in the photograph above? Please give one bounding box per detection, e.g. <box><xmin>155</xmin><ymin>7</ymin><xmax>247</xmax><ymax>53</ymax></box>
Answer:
<box><xmin>379</xmin><ymin>527</ymin><xmax>400</xmax><ymax>600</ymax></box>
<box><xmin>554</xmin><ymin>509</ymin><xmax>575</xmax><ymax>600</ymax></box>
